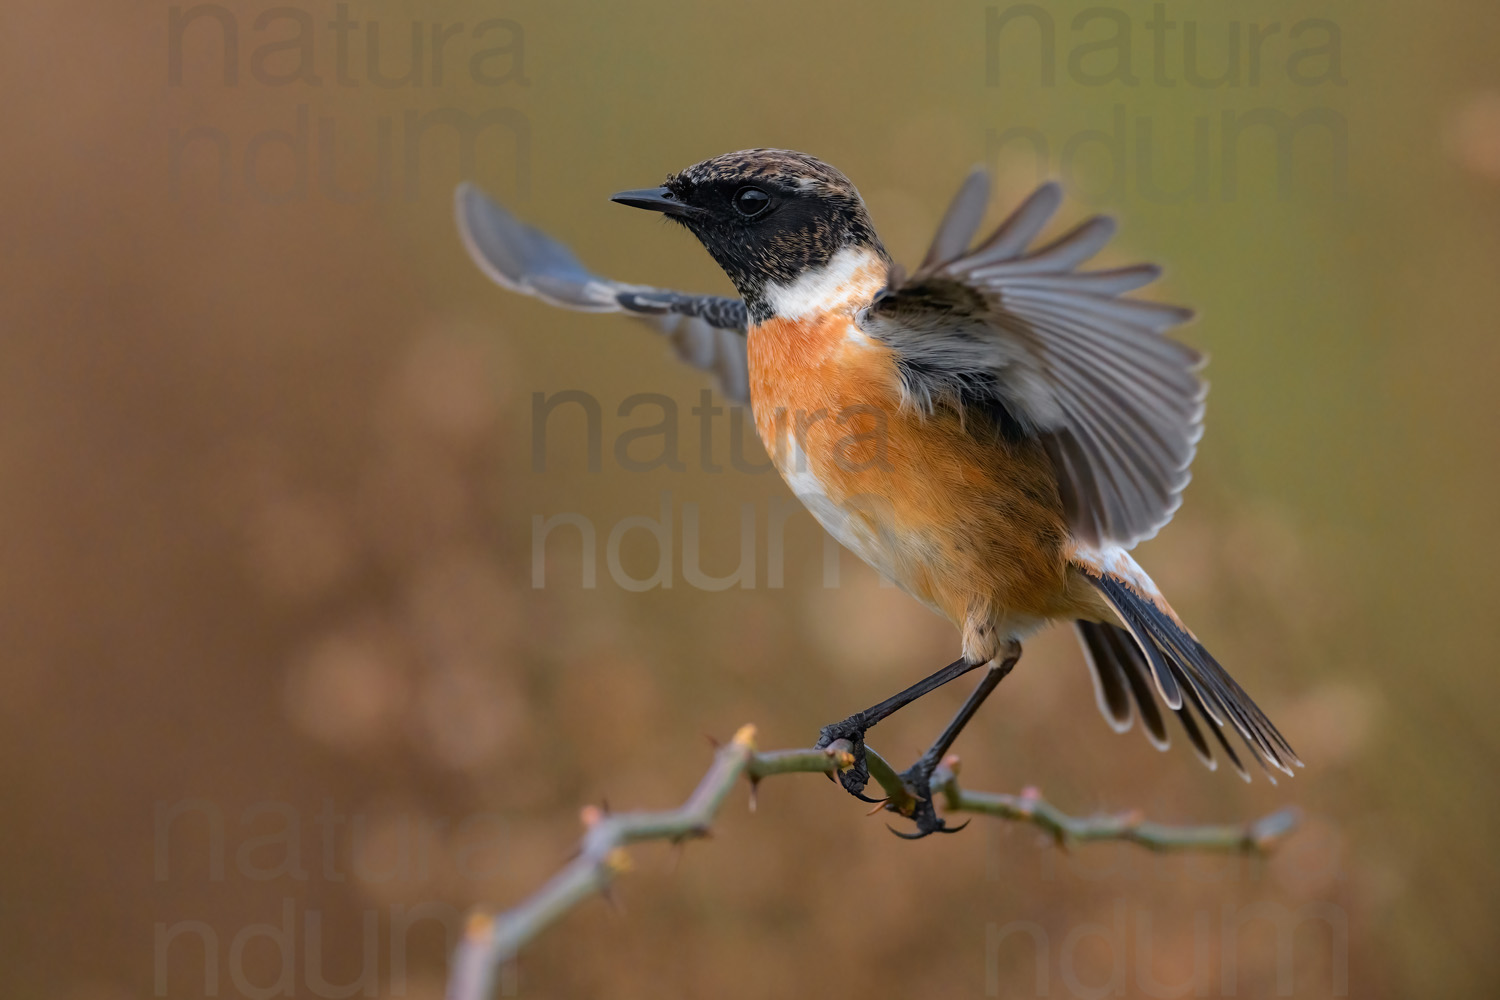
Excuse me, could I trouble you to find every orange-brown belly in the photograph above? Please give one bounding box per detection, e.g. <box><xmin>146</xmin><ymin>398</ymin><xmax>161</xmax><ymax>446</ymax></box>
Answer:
<box><xmin>747</xmin><ymin>313</ymin><xmax>1079</xmax><ymax>659</ymax></box>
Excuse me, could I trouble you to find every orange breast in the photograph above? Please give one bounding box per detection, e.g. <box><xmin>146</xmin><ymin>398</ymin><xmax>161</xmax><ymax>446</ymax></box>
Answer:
<box><xmin>747</xmin><ymin>310</ymin><xmax>1079</xmax><ymax>655</ymax></box>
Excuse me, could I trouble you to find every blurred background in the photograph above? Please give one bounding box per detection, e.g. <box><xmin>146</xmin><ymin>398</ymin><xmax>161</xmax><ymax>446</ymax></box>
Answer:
<box><xmin>3</xmin><ymin>1</ymin><xmax>1497</xmax><ymax>997</ymax></box>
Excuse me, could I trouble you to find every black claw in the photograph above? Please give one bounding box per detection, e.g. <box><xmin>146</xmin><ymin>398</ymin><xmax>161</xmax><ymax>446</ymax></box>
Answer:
<box><xmin>833</xmin><ymin>755</ymin><xmax>871</xmax><ymax>798</ymax></box>
<box><xmin>814</xmin><ymin>715</ymin><xmax>872</xmax><ymax>800</ymax></box>
<box><xmin>822</xmin><ymin>755</ymin><xmax>876</xmax><ymax>803</ymax></box>
<box><xmin>884</xmin><ymin>755</ymin><xmax>968</xmax><ymax>839</ymax></box>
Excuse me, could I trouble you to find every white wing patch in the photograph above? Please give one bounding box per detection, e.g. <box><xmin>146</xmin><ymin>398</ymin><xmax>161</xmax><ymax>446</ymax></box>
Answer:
<box><xmin>1069</xmin><ymin>542</ymin><xmax>1170</xmax><ymax>611</ymax></box>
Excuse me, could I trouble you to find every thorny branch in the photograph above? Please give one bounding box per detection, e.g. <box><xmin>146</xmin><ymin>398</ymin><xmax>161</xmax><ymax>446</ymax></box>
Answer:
<box><xmin>446</xmin><ymin>725</ymin><xmax>1301</xmax><ymax>1000</ymax></box>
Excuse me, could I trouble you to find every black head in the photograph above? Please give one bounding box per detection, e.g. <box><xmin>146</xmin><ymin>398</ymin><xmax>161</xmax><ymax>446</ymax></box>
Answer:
<box><xmin>611</xmin><ymin>149</ymin><xmax>889</xmax><ymax>323</ymax></box>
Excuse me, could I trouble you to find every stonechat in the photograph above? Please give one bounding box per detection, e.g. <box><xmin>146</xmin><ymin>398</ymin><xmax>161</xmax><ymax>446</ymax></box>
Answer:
<box><xmin>457</xmin><ymin>149</ymin><xmax>1300</xmax><ymax>837</ymax></box>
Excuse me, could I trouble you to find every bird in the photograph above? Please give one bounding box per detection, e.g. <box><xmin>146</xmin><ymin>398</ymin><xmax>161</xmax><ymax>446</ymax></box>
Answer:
<box><xmin>454</xmin><ymin>149</ymin><xmax>1301</xmax><ymax>837</ymax></box>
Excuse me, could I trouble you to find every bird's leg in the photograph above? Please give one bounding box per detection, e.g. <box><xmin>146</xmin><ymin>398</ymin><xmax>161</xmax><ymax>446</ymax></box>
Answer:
<box><xmin>814</xmin><ymin>656</ymin><xmax>982</xmax><ymax>800</ymax></box>
<box><xmin>889</xmin><ymin>640</ymin><xmax>1022</xmax><ymax>839</ymax></box>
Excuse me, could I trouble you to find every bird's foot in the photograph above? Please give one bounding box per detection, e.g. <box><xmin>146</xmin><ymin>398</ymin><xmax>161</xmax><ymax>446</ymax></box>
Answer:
<box><xmin>887</xmin><ymin>755</ymin><xmax>969</xmax><ymax>840</ymax></box>
<box><xmin>814</xmin><ymin>715</ymin><xmax>880</xmax><ymax>802</ymax></box>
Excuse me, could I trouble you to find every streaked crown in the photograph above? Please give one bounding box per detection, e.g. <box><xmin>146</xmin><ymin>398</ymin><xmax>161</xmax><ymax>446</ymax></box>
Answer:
<box><xmin>617</xmin><ymin>149</ymin><xmax>890</xmax><ymax>322</ymax></box>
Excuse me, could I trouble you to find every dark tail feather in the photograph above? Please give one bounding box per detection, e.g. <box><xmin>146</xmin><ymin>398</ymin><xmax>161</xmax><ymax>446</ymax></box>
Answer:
<box><xmin>1076</xmin><ymin>620</ymin><xmax>1224</xmax><ymax>772</ymax></box>
<box><xmin>1076</xmin><ymin>620</ymin><xmax>1165</xmax><ymax>747</ymax></box>
<box><xmin>1078</xmin><ymin>575</ymin><xmax>1303</xmax><ymax>781</ymax></box>
<box><xmin>1075</xmin><ymin>620</ymin><xmax>1132</xmax><ymax>731</ymax></box>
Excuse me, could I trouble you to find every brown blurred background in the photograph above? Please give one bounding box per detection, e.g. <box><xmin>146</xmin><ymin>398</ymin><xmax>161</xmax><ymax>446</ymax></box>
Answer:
<box><xmin>3</xmin><ymin>1</ymin><xmax>1498</xmax><ymax>997</ymax></box>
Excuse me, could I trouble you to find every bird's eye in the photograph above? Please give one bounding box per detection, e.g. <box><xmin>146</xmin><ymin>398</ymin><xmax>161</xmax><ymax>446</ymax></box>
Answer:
<box><xmin>733</xmin><ymin>186</ymin><xmax>771</xmax><ymax>218</ymax></box>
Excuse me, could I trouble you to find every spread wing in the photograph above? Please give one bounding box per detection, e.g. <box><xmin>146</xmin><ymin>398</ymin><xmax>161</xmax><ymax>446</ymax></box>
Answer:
<box><xmin>868</xmin><ymin>169</ymin><xmax>1205</xmax><ymax>548</ymax></box>
<box><xmin>454</xmin><ymin>183</ymin><xmax>751</xmax><ymax>402</ymax></box>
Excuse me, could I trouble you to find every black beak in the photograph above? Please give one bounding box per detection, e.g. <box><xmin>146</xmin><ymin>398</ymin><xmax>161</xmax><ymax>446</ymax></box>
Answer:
<box><xmin>610</xmin><ymin>186</ymin><xmax>700</xmax><ymax>219</ymax></box>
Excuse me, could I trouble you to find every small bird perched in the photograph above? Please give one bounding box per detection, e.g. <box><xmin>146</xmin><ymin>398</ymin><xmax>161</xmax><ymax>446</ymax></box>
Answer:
<box><xmin>456</xmin><ymin>149</ymin><xmax>1300</xmax><ymax>836</ymax></box>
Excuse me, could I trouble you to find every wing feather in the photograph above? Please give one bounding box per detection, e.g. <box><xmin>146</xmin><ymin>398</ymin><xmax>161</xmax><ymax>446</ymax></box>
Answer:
<box><xmin>919</xmin><ymin>167</ymin><xmax>991</xmax><ymax>271</ymax></box>
<box><xmin>979</xmin><ymin>215</ymin><xmax>1116</xmax><ymax>276</ymax></box>
<box><xmin>962</xmin><ymin>181</ymin><xmax>1063</xmax><ymax>264</ymax></box>
<box><xmin>999</xmin><ymin>264</ymin><xmax>1163</xmax><ymax>297</ymax></box>
<box><xmin>455</xmin><ymin>183</ymin><xmax>751</xmax><ymax>403</ymax></box>
<box><xmin>875</xmin><ymin>173</ymin><xmax>1204</xmax><ymax>547</ymax></box>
